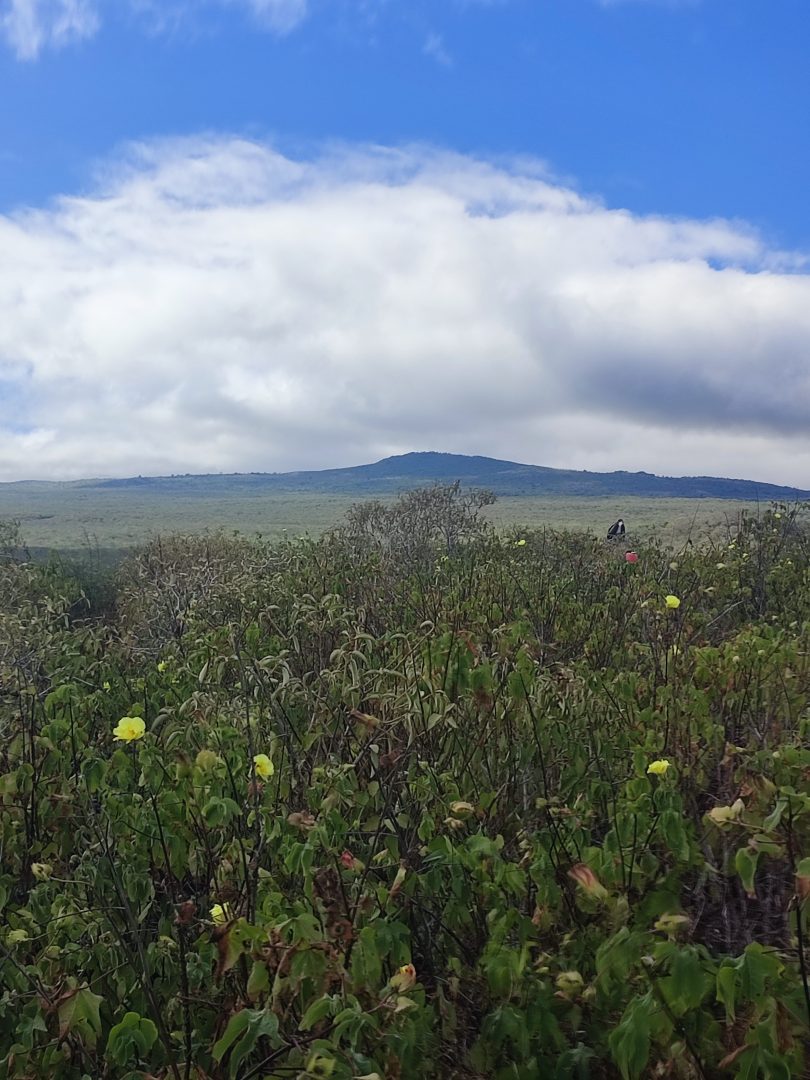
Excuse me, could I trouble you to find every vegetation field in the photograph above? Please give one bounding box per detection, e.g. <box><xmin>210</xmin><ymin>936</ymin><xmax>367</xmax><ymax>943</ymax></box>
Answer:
<box><xmin>1</xmin><ymin>488</ymin><xmax>809</xmax><ymax>1079</ymax></box>
<box><xmin>0</xmin><ymin>479</ymin><xmax>763</xmax><ymax>552</ymax></box>
<box><xmin>0</xmin><ymin>485</ymin><xmax>362</xmax><ymax>552</ymax></box>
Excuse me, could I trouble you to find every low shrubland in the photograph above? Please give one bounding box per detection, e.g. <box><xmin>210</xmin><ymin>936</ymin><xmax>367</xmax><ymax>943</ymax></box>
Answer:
<box><xmin>1</xmin><ymin>489</ymin><xmax>808</xmax><ymax>1079</ymax></box>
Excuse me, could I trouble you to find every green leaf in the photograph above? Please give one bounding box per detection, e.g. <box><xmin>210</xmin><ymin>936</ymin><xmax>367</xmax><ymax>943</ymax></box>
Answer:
<box><xmin>716</xmin><ymin>965</ymin><xmax>737</xmax><ymax>1022</ymax></box>
<box><xmin>760</xmin><ymin>1051</ymin><xmax>792</xmax><ymax>1080</ymax></box>
<box><xmin>247</xmin><ymin>961</ymin><xmax>269</xmax><ymax>1001</ymax></box>
<box><xmin>213</xmin><ymin>1010</ymin><xmax>251</xmax><ymax>1063</ymax></box>
<box><xmin>229</xmin><ymin>1011</ymin><xmax>279</xmax><ymax>1080</ymax></box>
<box><xmin>84</xmin><ymin>758</ymin><xmax>106</xmax><ymax>793</ymax></box>
<box><xmin>58</xmin><ymin>986</ymin><xmax>103</xmax><ymax>1047</ymax></box>
<box><xmin>609</xmin><ymin>995</ymin><xmax>654</xmax><ymax>1080</ymax></box>
<box><xmin>15</xmin><ymin>1004</ymin><xmax>47</xmax><ymax>1052</ymax></box>
<box><xmin>735</xmin><ymin>1048</ymin><xmax>761</xmax><ymax>1080</ymax></box>
<box><xmin>203</xmin><ymin>797</ymin><xmax>227</xmax><ymax>827</ymax></box>
<box><xmin>213</xmin><ymin>1009</ymin><xmax>279</xmax><ymax>1078</ymax></box>
<box><xmin>299</xmin><ymin>995</ymin><xmax>333</xmax><ymax>1032</ymax></box>
<box><xmin>762</xmin><ymin>798</ymin><xmax>788</xmax><ymax>832</ymax></box>
<box><xmin>735</xmin><ymin>847</ymin><xmax>759</xmax><ymax>897</ymax></box>
<box><xmin>105</xmin><ymin>1012</ymin><xmax>158</xmax><ymax>1066</ymax></box>
<box><xmin>739</xmin><ymin>943</ymin><xmax>781</xmax><ymax>999</ymax></box>
<box><xmin>466</xmin><ymin>834</ymin><xmax>500</xmax><ymax>858</ymax></box>
<box><xmin>660</xmin><ymin>947</ymin><xmax>710</xmax><ymax>1015</ymax></box>
<box><xmin>659</xmin><ymin>811</ymin><xmax>690</xmax><ymax>862</ymax></box>
<box><xmin>596</xmin><ymin>928</ymin><xmax>644</xmax><ymax>992</ymax></box>
<box><xmin>351</xmin><ymin>926</ymin><xmax>383</xmax><ymax>992</ymax></box>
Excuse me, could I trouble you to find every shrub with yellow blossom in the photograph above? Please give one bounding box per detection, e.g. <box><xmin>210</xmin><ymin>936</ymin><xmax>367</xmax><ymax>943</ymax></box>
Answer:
<box><xmin>210</xmin><ymin>902</ymin><xmax>232</xmax><ymax>925</ymax></box>
<box><xmin>112</xmin><ymin>716</ymin><xmax>145</xmax><ymax>741</ymax></box>
<box><xmin>3</xmin><ymin>504</ymin><xmax>809</xmax><ymax>1080</ymax></box>
<box><xmin>253</xmin><ymin>753</ymin><xmax>274</xmax><ymax>779</ymax></box>
<box><xmin>390</xmin><ymin>963</ymin><xmax>417</xmax><ymax>992</ymax></box>
<box><xmin>647</xmin><ymin>758</ymin><xmax>671</xmax><ymax>776</ymax></box>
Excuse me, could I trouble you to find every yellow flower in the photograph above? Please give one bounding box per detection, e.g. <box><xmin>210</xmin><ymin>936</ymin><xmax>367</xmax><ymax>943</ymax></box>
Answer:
<box><xmin>102</xmin><ymin>680</ymin><xmax>111</xmax><ymax>691</ymax></box>
<box><xmin>707</xmin><ymin>799</ymin><xmax>745</xmax><ymax>826</ymax></box>
<box><xmin>515</xmin><ymin>539</ymin><xmax>527</xmax><ymax>547</ymax></box>
<box><xmin>210</xmin><ymin>902</ymin><xmax>232</xmax><ymax>925</ymax></box>
<box><xmin>305</xmin><ymin>1054</ymin><xmax>336</xmax><ymax>1079</ymax></box>
<box><xmin>157</xmin><ymin>660</ymin><xmax>168</xmax><ymax>673</ymax></box>
<box><xmin>195</xmin><ymin>749</ymin><xmax>220</xmax><ymax>771</ymax></box>
<box><xmin>665</xmin><ymin>594</ymin><xmax>681</xmax><ymax>609</ymax></box>
<box><xmin>253</xmin><ymin>753</ymin><xmax>274</xmax><ymax>780</ymax></box>
<box><xmin>390</xmin><ymin>963</ymin><xmax>417</xmax><ymax>992</ymax></box>
<box><xmin>647</xmin><ymin>759</ymin><xmax>671</xmax><ymax>776</ymax></box>
<box><xmin>113</xmin><ymin>716</ymin><xmax>145</xmax><ymax>742</ymax></box>
<box><xmin>654</xmin><ymin>913</ymin><xmax>690</xmax><ymax>936</ymax></box>
<box><xmin>555</xmin><ymin>971</ymin><xmax>584</xmax><ymax>998</ymax></box>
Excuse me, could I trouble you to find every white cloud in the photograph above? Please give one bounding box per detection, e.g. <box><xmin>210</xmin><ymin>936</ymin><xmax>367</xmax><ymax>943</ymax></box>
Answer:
<box><xmin>0</xmin><ymin>0</ymin><xmax>309</xmax><ymax>57</ymax></box>
<box><xmin>598</xmin><ymin>0</ymin><xmax>700</xmax><ymax>7</ymax></box>
<box><xmin>0</xmin><ymin>0</ymin><xmax>708</xmax><ymax>58</ymax></box>
<box><xmin>1</xmin><ymin>0</ymin><xmax>98</xmax><ymax>59</ymax></box>
<box><xmin>0</xmin><ymin>136</ymin><xmax>809</xmax><ymax>484</ymax></box>
<box><xmin>423</xmin><ymin>30</ymin><xmax>452</xmax><ymax>67</ymax></box>
<box><xmin>235</xmin><ymin>0</ymin><xmax>308</xmax><ymax>34</ymax></box>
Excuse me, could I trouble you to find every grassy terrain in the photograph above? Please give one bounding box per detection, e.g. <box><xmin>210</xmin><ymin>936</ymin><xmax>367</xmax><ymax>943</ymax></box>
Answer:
<box><xmin>0</xmin><ymin>480</ymin><xmax>763</xmax><ymax>551</ymax></box>
<box><xmin>1</xmin><ymin>487</ymin><xmax>808</xmax><ymax>1078</ymax></box>
<box><xmin>0</xmin><ymin>484</ymin><xmax>360</xmax><ymax>550</ymax></box>
<box><xmin>487</xmin><ymin>496</ymin><xmax>753</xmax><ymax>548</ymax></box>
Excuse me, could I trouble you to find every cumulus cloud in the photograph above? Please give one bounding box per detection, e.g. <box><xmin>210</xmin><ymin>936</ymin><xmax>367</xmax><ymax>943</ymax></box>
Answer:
<box><xmin>0</xmin><ymin>136</ymin><xmax>809</xmax><ymax>483</ymax></box>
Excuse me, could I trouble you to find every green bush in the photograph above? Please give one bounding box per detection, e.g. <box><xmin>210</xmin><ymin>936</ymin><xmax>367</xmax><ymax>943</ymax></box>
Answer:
<box><xmin>0</xmin><ymin>495</ymin><xmax>808</xmax><ymax>1078</ymax></box>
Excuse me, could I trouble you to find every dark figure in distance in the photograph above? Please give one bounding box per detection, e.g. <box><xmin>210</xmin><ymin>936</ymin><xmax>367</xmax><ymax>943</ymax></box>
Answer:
<box><xmin>607</xmin><ymin>518</ymin><xmax>625</xmax><ymax>540</ymax></box>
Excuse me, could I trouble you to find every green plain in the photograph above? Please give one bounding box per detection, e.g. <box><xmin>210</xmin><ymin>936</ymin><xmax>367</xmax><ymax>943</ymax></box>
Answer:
<box><xmin>0</xmin><ymin>480</ymin><xmax>763</xmax><ymax>553</ymax></box>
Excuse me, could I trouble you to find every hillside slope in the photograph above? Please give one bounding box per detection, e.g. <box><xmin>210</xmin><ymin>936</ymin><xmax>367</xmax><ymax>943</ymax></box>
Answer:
<box><xmin>84</xmin><ymin>451</ymin><xmax>810</xmax><ymax>500</ymax></box>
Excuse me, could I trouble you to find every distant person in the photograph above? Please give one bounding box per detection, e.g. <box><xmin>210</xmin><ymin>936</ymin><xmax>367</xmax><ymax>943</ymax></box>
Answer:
<box><xmin>607</xmin><ymin>518</ymin><xmax>626</xmax><ymax>540</ymax></box>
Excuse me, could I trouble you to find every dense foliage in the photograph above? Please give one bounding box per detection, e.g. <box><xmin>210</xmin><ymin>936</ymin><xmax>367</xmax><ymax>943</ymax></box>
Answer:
<box><xmin>1</xmin><ymin>489</ymin><xmax>809</xmax><ymax>1079</ymax></box>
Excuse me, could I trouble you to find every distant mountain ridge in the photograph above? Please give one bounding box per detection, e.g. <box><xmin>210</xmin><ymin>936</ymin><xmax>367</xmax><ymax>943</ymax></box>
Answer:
<box><xmin>83</xmin><ymin>451</ymin><xmax>810</xmax><ymax>500</ymax></box>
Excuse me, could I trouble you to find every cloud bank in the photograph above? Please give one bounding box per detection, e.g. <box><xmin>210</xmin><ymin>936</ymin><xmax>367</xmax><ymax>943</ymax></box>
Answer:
<box><xmin>1</xmin><ymin>136</ymin><xmax>809</xmax><ymax>483</ymax></box>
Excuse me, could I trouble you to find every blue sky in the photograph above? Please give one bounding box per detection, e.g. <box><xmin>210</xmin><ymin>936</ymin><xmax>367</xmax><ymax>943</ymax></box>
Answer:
<box><xmin>0</xmin><ymin>0</ymin><xmax>809</xmax><ymax>482</ymax></box>
<box><xmin>2</xmin><ymin>0</ymin><xmax>808</xmax><ymax>245</ymax></box>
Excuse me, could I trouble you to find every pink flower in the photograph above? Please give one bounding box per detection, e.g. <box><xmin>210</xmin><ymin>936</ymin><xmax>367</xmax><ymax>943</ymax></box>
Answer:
<box><xmin>625</xmin><ymin>552</ymin><xmax>638</xmax><ymax>563</ymax></box>
<box><xmin>340</xmin><ymin>850</ymin><xmax>355</xmax><ymax>869</ymax></box>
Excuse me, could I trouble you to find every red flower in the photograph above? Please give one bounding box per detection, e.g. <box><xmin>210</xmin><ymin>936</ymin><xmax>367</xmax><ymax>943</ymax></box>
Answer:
<box><xmin>625</xmin><ymin>552</ymin><xmax>638</xmax><ymax>563</ymax></box>
<box><xmin>340</xmin><ymin>850</ymin><xmax>355</xmax><ymax>868</ymax></box>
